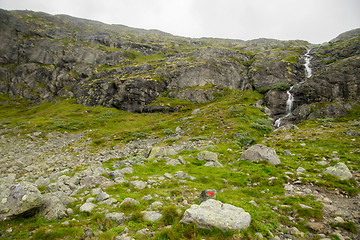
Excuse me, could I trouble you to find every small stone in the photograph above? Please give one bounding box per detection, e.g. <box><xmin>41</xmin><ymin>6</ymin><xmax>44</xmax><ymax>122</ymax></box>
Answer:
<box><xmin>334</xmin><ymin>216</ymin><xmax>344</xmax><ymax>223</ymax></box>
<box><xmin>86</xmin><ymin>197</ymin><xmax>96</xmax><ymax>203</ymax></box>
<box><xmin>249</xmin><ymin>200</ymin><xmax>259</xmax><ymax>207</ymax></box>
<box><xmin>255</xmin><ymin>232</ymin><xmax>264</xmax><ymax>239</ymax></box>
<box><xmin>204</xmin><ymin>160</ymin><xmax>223</xmax><ymax>167</ymax></box>
<box><xmin>192</xmin><ymin>109</ymin><xmax>201</xmax><ymax>115</ymax></box>
<box><xmin>143</xmin><ymin>211</ymin><xmax>162</xmax><ymax>222</ymax></box>
<box><xmin>96</xmin><ymin>191</ymin><xmax>110</xmax><ymax>202</ymax></box>
<box><xmin>296</xmin><ymin>167</ymin><xmax>306</xmax><ymax>174</ymax></box>
<box><xmin>305</xmin><ymin>222</ymin><xmax>325</xmax><ymax>231</ymax></box>
<box><xmin>105</xmin><ymin>212</ymin><xmax>125</xmax><ymax>224</ymax></box>
<box><xmin>66</xmin><ymin>208</ymin><xmax>73</xmax><ymax>215</ymax></box>
<box><xmin>283</xmin><ymin>150</ymin><xmax>292</xmax><ymax>156</ymax></box>
<box><xmin>130</xmin><ymin>180</ymin><xmax>147</xmax><ymax>190</ymax></box>
<box><xmin>141</xmin><ymin>195</ymin><xmax>153</xmax><ymax>201</ymax></box>
<box><xmin>120</xmin><ymin>198</ymin><xmax>139</xmax><ymax>206</ymax></box>
<box><xmin>150</xmin><ymin>201</ymin><xmax>163</xmax><ymax>210</ymax></box>
<box><xmin>80</xmin><ymin>202</ymin><xmax>96</xmax><ymax>213</ymax></box>
<box><xmin>164</xmin><ymin>173</ymin><xmax>173</xmax><ymax>179</ymax></box>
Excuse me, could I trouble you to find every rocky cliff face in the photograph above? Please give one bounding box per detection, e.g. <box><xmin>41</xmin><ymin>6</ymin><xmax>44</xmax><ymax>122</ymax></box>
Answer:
<box><xmin>0</xmin><ymin>9</ymin><xmax>359</xmax><ymax>121</ymax></box>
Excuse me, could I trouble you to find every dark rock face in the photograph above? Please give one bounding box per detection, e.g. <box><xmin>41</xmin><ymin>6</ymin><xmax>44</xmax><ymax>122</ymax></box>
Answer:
<box><xmin>0</xmin><ymin>9</ymin><xmax>359</xmax><ymax>119</ymax></box>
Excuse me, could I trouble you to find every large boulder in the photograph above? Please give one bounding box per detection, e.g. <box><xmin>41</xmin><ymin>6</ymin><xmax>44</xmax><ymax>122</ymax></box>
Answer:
<box><xmin>38</xmin><ymin>194</ymin><xmax>66</xmax><ymax>220</ymax></box>
<box><xmin>181</xmin><ymin>199</ymin><xmax>251</xmax><ymax>231</ymax></box>
<box><xmin>0</xmin><ymin>181</ymin><xmax>43</xmax><ymax>221</ymax></box>
<box><xmin>323</xmin><ymin>162</ymin><xmax>352</xmax><ymax>180</ymax></box>
<box><xmin>240</xmin><ymin>144</ymin><xmax>281</xmax><ymax>165</ymax></box>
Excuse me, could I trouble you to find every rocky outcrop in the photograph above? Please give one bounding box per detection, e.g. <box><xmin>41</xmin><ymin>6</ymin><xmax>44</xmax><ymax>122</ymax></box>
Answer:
<box><xmin>181</xmin><ymin>199</ymin><xmax>251</xmax><ymax>231</ymax></box>
<box><xmin>0</xmin><ymin>181</ymin><xmax>43</xmax><ymax>221</ymax></box>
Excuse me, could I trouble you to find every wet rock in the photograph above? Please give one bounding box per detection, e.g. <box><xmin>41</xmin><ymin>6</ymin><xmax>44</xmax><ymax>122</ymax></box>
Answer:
<box><xmin>0</xmin><ymin>181</ymin><xmax>43</xmax><ymax>221</ymax></box>
<box><xmin>240</xmin><ymin>144</ymin><xmax>281</xmax><ymax>165</ymax></box>
<box><xmin>181</xmin><ymin>199</ymin><xmax>251</xmax><ymax>231</ymax></box>
<box><xmin>323</xmin><ymin>162</ymin><xmax>352</xmax><ymax>180</ymax></box>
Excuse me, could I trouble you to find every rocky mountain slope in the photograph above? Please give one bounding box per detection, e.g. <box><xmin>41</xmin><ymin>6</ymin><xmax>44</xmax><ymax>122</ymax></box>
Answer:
<box><xmin>1</xmin><ymin>9</ymin><xmax>359</xmax><ymax>123</ymax></box>
<box><xmin>0</xmin><ymin>9</ymin><xmax>359</xmax><ymax>240</ymax></box>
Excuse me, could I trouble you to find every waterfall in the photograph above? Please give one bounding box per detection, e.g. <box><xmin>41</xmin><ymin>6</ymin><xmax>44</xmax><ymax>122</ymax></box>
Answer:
<box><xmin>274</xmin><ymin>49</ymin><xmax>312</xmax><ymax>128</ymax></box>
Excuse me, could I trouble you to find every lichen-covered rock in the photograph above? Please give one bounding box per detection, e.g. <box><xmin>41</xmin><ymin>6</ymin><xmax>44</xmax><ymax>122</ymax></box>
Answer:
<box><xmin>240</xmin><ymin>144</ymin><xmax>281</xmax><ymax>165</ymax></box>
<box><xmin>323</xmin><ymin>162</ymin><xmax>352</xmax><ymax>180</ymax></box>
<box><xmin>38</xmin><ymin>194</ymin><xmax>66</xmax><ymax>220</ymax></box>
<box><xmin>197</xmin><ymin>151</ymin><xmax>218</xmax><ymax>161</ymax></box>
<box><xmin>181</xmin><ymin>199</ymin><xmax>251</xmax><ymax>231</ymax></box>
<box><xmin>0</xmin><ymin>181</ymin><xmax>43</xmax><ymax>221</ymax></box>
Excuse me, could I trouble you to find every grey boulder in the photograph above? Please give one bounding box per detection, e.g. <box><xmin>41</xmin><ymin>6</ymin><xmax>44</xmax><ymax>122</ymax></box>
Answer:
<box><xmin>0</xmin><ymin>181</ymin><xmax>43</xmax><ymax>221</ymax></box>
<box><xmin>38</xmin><ymin>194</ymin><xmax>66</xmax><ymax>220</ymax></box>
<box><xmin>240</xmin><ymin>144</ymin><xmax>281</xmax><ymax>165</ymax></box>
<box><xmin>181</xmin><ymin>199</ymin><xmax>251</xmax><ymax>231</ymax></box>
<box><xmin>323</xmin><ymin>162</ymin><xmax>352</xmax><ymax>180</ymax></box>
<box><xmin>197</xmin><ymin>151</ymin><xmax>218</xmax><ymax>161</ymax></box>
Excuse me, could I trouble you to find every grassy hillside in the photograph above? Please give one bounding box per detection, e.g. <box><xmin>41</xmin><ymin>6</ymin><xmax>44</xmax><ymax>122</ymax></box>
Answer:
<box><xmin>0</xmin><ymin>90</ymin><xmax>359</xmax><ymax>239</ymax></box>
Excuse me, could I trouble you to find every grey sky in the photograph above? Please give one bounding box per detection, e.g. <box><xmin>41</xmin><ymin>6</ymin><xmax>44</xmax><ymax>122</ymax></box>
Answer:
<box><xmin>1</xmin><ymin>0</ymin><xmax>359</xmax><ymax>43</ymax></box>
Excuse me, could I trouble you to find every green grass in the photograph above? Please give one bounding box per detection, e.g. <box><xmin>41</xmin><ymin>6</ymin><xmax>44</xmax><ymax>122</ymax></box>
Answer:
<box><xmin>0</xmin><ymin>91</ymin><xmax>359</xmax><ymax>239</ymax></box>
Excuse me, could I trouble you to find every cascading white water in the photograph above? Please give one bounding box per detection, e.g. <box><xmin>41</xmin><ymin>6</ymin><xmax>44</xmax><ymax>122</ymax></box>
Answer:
<box><xmin>304</xmin><ymin>49</ymin><xmax>312</xmax><ymax>78</ymax></box>
<box><xmin>274</xmin><ymin>49</ymin><xmax>312</xmax><ymax>128</ymax></box>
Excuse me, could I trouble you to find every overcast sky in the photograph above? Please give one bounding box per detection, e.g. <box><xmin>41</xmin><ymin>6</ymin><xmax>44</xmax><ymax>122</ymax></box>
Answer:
<box><xmin>1</xmin><ymin>0</ymin><xmax>359</xmax><ymax>44</ymax></box>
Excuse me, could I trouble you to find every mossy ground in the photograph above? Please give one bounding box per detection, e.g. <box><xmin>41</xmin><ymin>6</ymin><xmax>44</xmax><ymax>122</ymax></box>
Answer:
<box><xmin>0</xmin><ymin>92</ymin><xmax>359</xmax><ymax>239</ymax></box>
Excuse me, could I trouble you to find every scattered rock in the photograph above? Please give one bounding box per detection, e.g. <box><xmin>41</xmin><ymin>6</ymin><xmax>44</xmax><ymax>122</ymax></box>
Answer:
<box><xmin>150</xmin><ymin>201</ymin><xmax>163</xmax><ymax>210</ymax></box>
<box><xmin>323</xmin><ymin>162</ymin><xmax>352</xmax><ymax>180</ymax></box>
<box><xmin>35</xmin><ymin>177</ymin><xmax>51</xmax><ymax>187</ymax></box>
<box><xmin>181</xmin><ymin>199</ymin><xmax>251</xmax><ymax>231</ymax></box>
<box><xmin>0</xmin><ymin>181</ymin><xmax>43</xmax><ymax>221</ymax></box>
<box><xmin>165</xmin><ymin>158</ymin><xmax>182</xmax><ymax>166</ymax></box>
<box><xmin>197</xmin><ymin>151</ymin><xmax>218</xmax><ymax>161</ymax></box>
<box><xmin>164</xmin><ymin>173</ymin><xmax>173</xmax><ymax>179</ymax></box>
<box><xmin>119</xmin><ymin>167</ymin><xmax>133</xmax><ymax>174</ymax></box>
<box><xmin>143</xmin><ymin>211</ymin><xmax>162</xmax><ymax>222</ymax></box>
<box><xmin>38</xmin><ymin>194</ymin><xmax>66</xmax><ymax>220</ymax></box>
<box><xmin>80</xmin><ymin>202</ymin><xmax>96</xmax><ymax>213</ymax></box>
<box><xmin>120</xmin><ymin>198</ymin><xmax>139</xmax><ymax>206</ymax></box>
<box><xmin>96</xmin><ymin>191</ymin><xmax>110</xmax><ymax>202</ymax></box>
<box><xmin>192</xmin><ymin>109</ymin><xmax>201</xmax><ymax>115</ymax></box>
<box><xmin>204</xmin><ymin>160</ymin><xmax>223</xmax><ymax>167</ymax></box>
<box><xmin>240</xmin><ymin>144</ymin><xmax>281</xmax><ymax>165</ymax></box>
<box><xmin>141</xmin><ymin>195</ymin><xmax>153</xmax><ymax>201</ymax></box>
<box><xmin>105</xmin><ymin>212</ymin><xmax>125</xmax><ymax>224</ymax></box>
<box><xmin>305</xmin><ymin>222</ymin><xmax>325</xmax><ymax>231</ymax></box>
<box><xmin>130</xmin><ymin>180</ymin><xmax>147</xmax><ymax>190</ymax></box>
<box><xmin>283</xmin><ymin>150</ymin><xmax>292</xmax><ymax>156</ymax></box>
<box><xmin>174</xmin><ymin>171</ymin><xmax>189</xmax><ymax>179</ymax></box>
